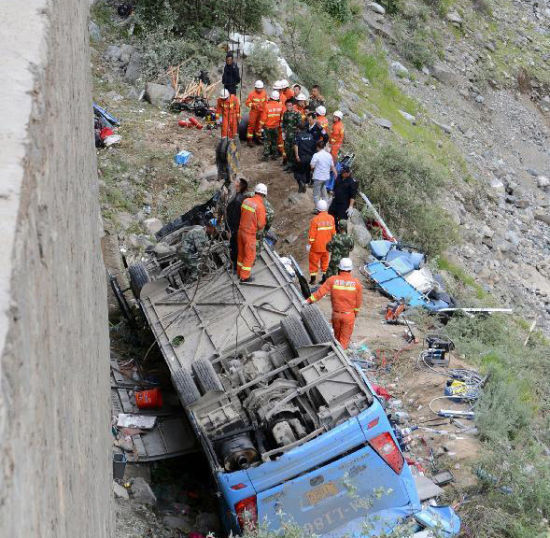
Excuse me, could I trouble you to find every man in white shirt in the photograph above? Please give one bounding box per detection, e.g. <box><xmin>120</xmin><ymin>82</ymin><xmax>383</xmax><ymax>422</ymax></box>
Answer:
<box><xmin>310</xmin><ymin>141</ymin><xmax>337</xmax><ymax>211</ymax></box>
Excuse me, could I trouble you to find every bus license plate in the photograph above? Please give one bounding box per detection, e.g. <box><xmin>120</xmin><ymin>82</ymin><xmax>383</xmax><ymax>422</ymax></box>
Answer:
<box><xmin>306</xmin><ymin>482</ymin><xmax>339</xmax><ymax>506</ymax></box>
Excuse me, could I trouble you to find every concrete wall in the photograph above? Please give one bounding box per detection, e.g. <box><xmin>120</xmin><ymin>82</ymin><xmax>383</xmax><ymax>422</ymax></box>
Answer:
<box><xmin>0</xmin><ymin>1</ymin><xmax>111</xmax><ymax>536</ymax></box>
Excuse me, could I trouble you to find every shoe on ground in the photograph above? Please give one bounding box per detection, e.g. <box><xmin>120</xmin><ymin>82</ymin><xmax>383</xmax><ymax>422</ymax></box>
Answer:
<box><xmin>320</xmin><ymin>274</ymin><xmax>327</xmax><ymax>284</ymax></box>
<box><xmin>298</xmin><ymin>182</ymin><xmax>306</xmax><ymax>193</ymax></box>
<box><xmin>261</xmin><ymin>155</ymin><xmax>269</xmax><ymax>161</ymax></box>
<box><xmin>240</xmin><ymin>276</ymin><xmax>254</xmax><ymax>283</ymax></box>
<box><xmin>247</xmin><ymin>140</ymin><xmax>254</xmax><ymax>147</ymax></box>
<box><xmin>309</xmin><ymin>276</ymin><xmax>316</xmax><ymax>285</ymax></box>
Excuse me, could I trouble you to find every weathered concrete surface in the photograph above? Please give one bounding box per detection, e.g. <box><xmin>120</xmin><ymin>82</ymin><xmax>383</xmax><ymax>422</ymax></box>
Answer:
<box><xmin>0</xmin><ymin>1</ymin><xmax>111</xmax><ymax>536</ymax></box>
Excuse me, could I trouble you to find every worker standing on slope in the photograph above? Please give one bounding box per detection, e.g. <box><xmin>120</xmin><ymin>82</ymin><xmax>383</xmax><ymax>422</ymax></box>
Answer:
<box><xmin>237</xmin><ymin>183</ymin><xmax>267</xmax><ymax>283</ymax></box>
<box><xmin>316</xmin><ymin>106</ymin><xmax>329</xmax><ymax>133</ymax></box>
<box><xmin>226</xmin><ymin>177</ymin><xmax>249</xmax><ymax>270</ymax></box>
<box><xmin>260</xmin><ymin>91</ymin><xmax>283</xmax><ymax>161</ymax></box>
<box><xmin>307</xmin><ymin>84</ymin><xmax>325</xmax><ymax>112</ymax></box>
<box><xmin>222</xmin><ymin>51</ymin><xmax>241</xmax><ymax>95</ymax></box>
<box><xmin>328</xmin><ymin>164</ymin><xmax>357</xmax><ymax>231</ymax></box>
<box><xmin>329</xmin><ymin>110</ymin><xmax>345</xmax><ymax>163</ymax></box>
<box><xmin>280</xmin><ymin>80</ymin><xmax>294</xmax><ymax>104</ymax></box>
<box><xmin>294</xmin><ymin>93</ymin><xmax>308</xmax><ymax>126</ymax></box>
<box><xmin>307</xmin><ymin>199</ymin><xmax>336</xmax><ymax>285</ymax></box>
<box><xmin>306</xmin><ymin>258</ymin><xmax>362</xmax><ymax>349</ymax></box>
<box><xmin>245</xmin><ymin>80</ymin><xmax>267</xmax><ymax>146</ymax></box>
<box><xmin>216</xmin><ymin>89</ymin><xmax>240</xmax><ymax>139</ymax></box>
<box><xmin>325</xmin><ymin>219</ymin><xmax>354</xmax><ymax>279</ymax></box>
<box><xmin>281</xmin><ymin>98</ymin><xmax>302</xmax><ymax>170</ymax></box>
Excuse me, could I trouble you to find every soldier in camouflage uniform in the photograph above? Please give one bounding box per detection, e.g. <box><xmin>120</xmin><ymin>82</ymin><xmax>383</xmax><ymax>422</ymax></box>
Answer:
<box><xmin>180</xmin><ymin>220</ymin><xmax>216</xmax><ymax>280</ymax></box>
<box><xmin>306</xmin><ymin>85</ymin><xmax>326</xmax><ymax>113</ymax></box>
<box><xmin>281</xmin><ymin>99</ymin><xmax>302</xmax><ymax>171</ymax></box>
<box><xmin>325</xmin><ymin>220</ymin><xmax>354</xmax><ymax>280</ymax></box>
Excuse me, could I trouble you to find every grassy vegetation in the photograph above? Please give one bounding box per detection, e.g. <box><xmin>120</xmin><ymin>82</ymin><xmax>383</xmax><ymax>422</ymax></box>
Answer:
<box><xmin>436</xmin><ymin>256</ymin><xmax>487</xmax><ymax>299</ymax></box>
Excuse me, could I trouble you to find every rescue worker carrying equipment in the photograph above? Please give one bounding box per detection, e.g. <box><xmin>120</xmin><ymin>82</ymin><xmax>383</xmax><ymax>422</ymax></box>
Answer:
<box><xmin>307</xmin><ymin>199</ymin><xmax>336</xmax><ymax>285</ymax></box>
<box><xmin>260</xmin><ymin>91</ymin><xmax>283</xmax><ymax>160</ymax></box>
<box><xmin>237</xmin><ymin>183</ymin><xmax>267</xmax><ymax>282</ymax></box>
<box><xmin>316</xmin><ymin>105</ymin><xmax>329</xmax><ymax>133</ymax></box>
<box><xmin>216</xmin><ymin>88</ymin><xmax>240</xmax><ymax>139</ymax></box>
<box><xmin>329</xmin><ymin>110</ymin><xmax>345</xmax><ymax>162</ymax></box>
<box><xmin>245</xmin><ymin>81</ymin><xmax>267</xmax><ymax>146</ymax></box>
<box><xmin>306</xmin><ymin>258</ymin><xmax>363</xmax><ymax>349</ymax></box>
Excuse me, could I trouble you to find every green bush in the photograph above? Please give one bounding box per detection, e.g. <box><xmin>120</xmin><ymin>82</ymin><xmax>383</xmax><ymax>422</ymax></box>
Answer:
<box><xmin>246</xmin><ymin>43</ymin><xmax>282</xmax><ymax>81</ymax></box>
<box><xmin>305</xmin><ymin>0</ymin><xmax>354</xmax><ymax>22</ymax></box>
<box><xmin>284</xmin><ymin>11</ymin><xmax>343</xmax><ymax>103</ymax></box>
<box><xmin>351</xmin><ymin>135</ymin><xmax>457</xmax><ymax>255</ymax></box>
<box><xmin>134</xmin><ymin>0</ymin><xmax>273</xmax><ymax>34</ymax></box>
<box><xmin>394</xmin><ymin>19</ymin><xmax>441</xmax><ymax>69</ymax></box>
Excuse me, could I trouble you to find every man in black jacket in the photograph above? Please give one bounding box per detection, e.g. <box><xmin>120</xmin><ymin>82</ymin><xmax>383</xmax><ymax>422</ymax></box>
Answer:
<box><xmin>328</xmin><ymin>165</ymin><xmax>358</xmax><ymax>231</ymax></box>
<box><xmin>293</xmin><ymin>113</ymin><xmax>328</xmax><ymax>192</ymax></box>
<box><xmin>226</xmin><ymin>177</ymin><xmax>248</xmax><ymax>269</ymax></box>
<box><xmin>222</xmin><ymin>52</ymin><xmax>241</xmax><ymax>95</ymax></box>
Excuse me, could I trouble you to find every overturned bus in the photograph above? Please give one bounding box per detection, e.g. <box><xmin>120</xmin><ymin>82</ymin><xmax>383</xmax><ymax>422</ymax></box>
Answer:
<box><xmin>128</xmin><ymin>218</ymin><xmax>460</xmax><ymax>537</ymax></box>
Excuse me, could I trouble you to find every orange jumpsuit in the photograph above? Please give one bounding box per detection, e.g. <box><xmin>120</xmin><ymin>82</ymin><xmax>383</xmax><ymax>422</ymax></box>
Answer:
<box><xmin>216</xmin><ymin>95</ymin><xmax>241</xmax><ymax>139</ymax></box>
<box><xmin>294</xmin><ymin>103</ymin><xmax>307</xmax><ymax>125</ymax></box>
<box><xmin>280</xmin><ymin>88</ymin><xmax>294</xmax><ymax>106</ymax></box>
<box><xmin>245</xmin><ymin>89</ymin><xmax>267</xmax><ymax>140</ymax></box>
<box><xmin>308</xmin><ymin>272</ymin><xmax>363</xmax><ymax>349</ymax></box>
<box><xmin>317</xmin><ymin>115</ymin><xmax>329</xmax><ymax>134</ymax></box>
<box><xmin>330</xmin><ymin>120</ymin><xmax>345</xmax><ymax>162</ymax></box>
<box><xmin>308</xmin><ymin>211</ymin><xmax>336</xmax><ymax>277</ymax></box>
<box><xmin>237</xmin><ymin>194</ymin><xmax>266</xmax><ymax>280</ymax></box>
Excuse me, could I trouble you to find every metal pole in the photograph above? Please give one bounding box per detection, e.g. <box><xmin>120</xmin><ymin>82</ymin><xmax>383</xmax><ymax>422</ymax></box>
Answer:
<box><xmin>358</xmin><ymin>191</ymin><xmax>396</xmax><ymax>242</ymax></box>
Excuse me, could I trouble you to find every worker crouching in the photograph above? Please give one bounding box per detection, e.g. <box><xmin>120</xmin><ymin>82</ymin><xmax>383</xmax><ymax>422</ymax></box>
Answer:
<box><xmin>237</xmin><ymin>183</ymin><xmax>268</xmax><ymax>283</ymax></box>
<box><xmin>307</xmin><ymin>199</ymin><xmax>335</xmax><ymax>285</ymax></box>
<box><xmin>306</xmin><ymin>258</ymin><xmax>363</xmax><ymax>350</ymax></box>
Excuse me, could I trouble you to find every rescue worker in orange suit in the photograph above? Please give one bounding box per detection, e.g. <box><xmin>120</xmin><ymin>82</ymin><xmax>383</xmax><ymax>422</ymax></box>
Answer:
<box><xmin>260</xmin><ymin>91</ymin><xmax>284</xmax><ymax>160</ymax></box>
<box><xmin>315</xmin><ymin>105</ymin><xmax>329</xmax><ymax>134</ymax></box>
<box><xmin>245</xmin><ymin>80</ymin><xmax>267</xmax><ymax>146</ymax></box>
<box><xmin>294</xmin><ymin>93</ymin><xmax>308</xmax><ymax>127</ymax></box>
<box><xmin>237</xmin><ymin>183</ymin><xmax>268</xmax><ymax>283</ymax></box>
<box><xmin>216</xmin><ymin>88</ymin><xmax>240</xmax><ymax>139</ymax></box>
<box><xmin>280</xmin><ymin>79</ymin><xmax>294</xmax><ymax>104</ymax></box>
<box><xmin>307</xmin><ymin>199</ymin><xmax>336</xmax><ymax>285</ymax></box>
<box><xmin>306</xmin><ymin>257</ymin><xmax>362</xmax><ymax>349</ymax></box>
<box><xmin>273</xmin><ymin>81</ymin><xmax>286</xmax><ymax>154</ymax></box>
<box><xmin>329</xmin><ymin>110</ymin><xmax>345</xmax><ymax>163</ymax></box>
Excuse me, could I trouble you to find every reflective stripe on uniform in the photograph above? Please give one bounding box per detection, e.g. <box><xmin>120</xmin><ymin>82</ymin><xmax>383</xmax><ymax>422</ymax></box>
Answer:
<box><xmin>237</xmin><ymin>261</ymin><xmax>252</xmax><ymax>271</ymax></box>
<box><xmin>309</xmin><ymin>295</ymin><xmax>317</xmax><ymax>302</ymax></box>
<box><xmin>317</xmin><ymin>226</ymin><xmax>334</xmax><ymax>231</ymax></box>
<box><xmin>242</xmin><ymin>204</ymin><xmax>256</xmax><ymax>213</ymax></box>
<box><xmin>333</xmin><ymin>285</ymin><xmax>357</xmax><ymax>291</ymax></box>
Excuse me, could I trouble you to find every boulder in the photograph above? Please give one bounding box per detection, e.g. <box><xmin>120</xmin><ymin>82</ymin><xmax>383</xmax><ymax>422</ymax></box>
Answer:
<box><xmin>130</xmin><ymin>477</ymin><xmax>157</xmax><ymax>505</ymax></box>
<box><xmin>104</xmin><ymin>45</ymin><xmax>122</xmax><ymax>63</ymax></box>
<box><xmin>368</xmin><ymin>2</ymin><xmax>386</xmax><ymax>15</ymax></box>
<box><xmin>446</xmin><ymin>11</ymin><xmax>463</xmax><ymax>25</ymax></box>
<box><xmin>261</xmin><ymin>17</ymin><xmax>283</xmax><ymax>37</ymax></box>
<box><xmin>398</xmin><ymin>110</ymin><xmax>416</xmax><ymax>123</ymax></box>
<box><xmin>537</xmin><ymin>175</ymin><xmax>550</xmax><ymax>189</ymax></box>
<box><xmin>200</xmin><ymin>165</ymin><xmax>218</xmax><ymax>182</ymax></box>
<box><xmin>143</xmin><ymin>218</ymin><xmax>163</xmax><ymax>235</ymax></box>
<box><xmin>145</xmin><ymin>83</ymin><xmax>175</xmax><ymax>108</ymax></box>
<box><xmin>391</xmin><ymin>61</ymin><xmax>409</xmax><ymax>77</ymax></box>
<box><xmin>431</xmin><ymin>118</ymin><xmax>452</xmax><ymax>134</ymax></box>
<box><xmin>535</xmin><ymin>212</ymin><xmax>550</xmax><ymax>226</ymax></box>
<box><xmin>119</xmin><ymin>44</ymin><xmax>136</xmax><ymax>65</ymax></box>
<box><xmin>124</xmin><ymin>52</ymin><xmax>142</xmax><ymax>83</ymax></box>
<box><xmin>374</xmin><ymin>118</ymin><xmax>392</xmax><ymax>130</ymax></box>
<box><xmin>431</xmin><ymin>63</ymin><xmax>457</xmax><ymax>85</ymax></box>
<box><xmin>113</xmin><ymin>481</ymin><xmax>129</xmax><ymax>500</ymax></box>
<box><xmin>351</xmin><ymin>224</ymin><xmax>372</xmax><ymax>248</ymax></box>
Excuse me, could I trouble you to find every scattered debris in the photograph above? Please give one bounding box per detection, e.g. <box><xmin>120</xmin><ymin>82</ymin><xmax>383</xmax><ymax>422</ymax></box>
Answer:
<box><xmin>174</xmin><ymin>150</ymin><xmax>192</xmax><ymax>166</ymax></box>
<box><xmin>117</xmin><ymin>414</ymin><xmax>157</xmax><ymax>430</ymax></box>
<box><xmin>130</xmin><ymin>477</ymin><xmax>157</xmax><ymax>505</ymax></box>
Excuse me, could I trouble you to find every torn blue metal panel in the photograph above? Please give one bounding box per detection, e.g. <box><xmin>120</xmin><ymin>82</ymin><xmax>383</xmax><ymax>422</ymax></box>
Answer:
<box><xmin>365</xmin><ymin>261</ymin><xmax>444</xmax><ymax>311</ymax></box>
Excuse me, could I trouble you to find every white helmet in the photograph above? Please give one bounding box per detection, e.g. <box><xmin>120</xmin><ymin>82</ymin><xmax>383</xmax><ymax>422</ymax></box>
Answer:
<box><xmin>296</xmin><ymin>93</ymin><xmax>307</xmax><ymax>101</ymax></box>
<box><xmin>273</xmin><ymin>80</ymin><xmax>282</xmax><ymax>90</ymax></box>
<box><xmin>316</xmin><ymin>199</ymin><xmax>328</xmax><ymax>212</ymax></box>
<box><xmin>333</xmin><ymin>110</ymin><xmax>343</xmax><ymax>119</ymax></box>
<box><xmin>339</xmin><ymin>258</ymin><xmax>353</xmax><ymax>271</ymax></box>
<box><xmin>255</xmin><ymin>183</ymin><xmax>268</xmax><ymax>196</ymax></box>
<box><xmin>254</xmin><ymin>80</ymin><xmax>264</xmax><ymax>89</ymax></box>
<box><xmin>219</xmin><ymin>88</ymin><xmax>230</xmax><ymax>99</ymax></box>
<box><xmin>316</xmin><ymin>105</ymin><xmax>326</xmax><ymax>116</ymax></box>
<box><xmin>270</xmin><ymin>90</ymin><xmax>280</xmax><ymax>100</ymax></box>
<box><xmin>281</xmin><ymin>79</ymin><xmax>289</xmax><ymax>88</ymax></box>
